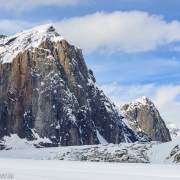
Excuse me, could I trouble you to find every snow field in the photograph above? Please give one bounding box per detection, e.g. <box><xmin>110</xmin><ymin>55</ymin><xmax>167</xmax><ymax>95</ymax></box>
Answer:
<box><xmin>0</xmin><ymin>159</ymin><xmax>180</xmax><ymax>180</ymax></box>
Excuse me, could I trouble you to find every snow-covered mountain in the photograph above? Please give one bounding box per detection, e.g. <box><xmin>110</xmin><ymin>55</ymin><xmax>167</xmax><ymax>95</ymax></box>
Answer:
<box><xmin>166</xmin><ymin>123</ymin><xmax>180</xmax><ymax>140</ymax></box>
<box><xmin>0</xmin><ymin>24</ymin><xmax>139</xmax><ymax>148</ymax></box>
<box><xmin>0</xmin><ymin>24</ymin><xmax>64</xmax><ymax>63</ymax></box>
<box><xmin>121</xmin><ymin>96</ymin><xmax>171</xmax><ymax>142</ymax></box>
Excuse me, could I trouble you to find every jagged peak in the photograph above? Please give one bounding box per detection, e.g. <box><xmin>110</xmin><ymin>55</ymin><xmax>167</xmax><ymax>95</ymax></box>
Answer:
<box><xmin>131</xmin><ymin>96</ymin><xmax>153</xmax><ymax>106</ymax></box>
<box><xmin>0</xmin><ymin>24</ymin><xmax>64</xmax><ymax>64</ymax></box>
<box><xmin>121</xmin><ymin>96</ymin><xmax>156</xmax><ymax>112</ymax></box>
<box><xmin>17</xmin><ymin>24</ymin><xmax>57</xmax><ymax>36</ymax></box>
<box><xmin>136</xmin><ymin>96</ymin><xmax>148</xmax><ymax>102</ymax></box>
<box><xmin>141</xmin><ymin>96</ymin><xmax>148</xmax><ymax>100</ymax></box>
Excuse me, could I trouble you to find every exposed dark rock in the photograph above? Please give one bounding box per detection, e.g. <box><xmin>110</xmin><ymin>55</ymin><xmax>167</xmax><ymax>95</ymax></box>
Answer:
<box><xmin>121</xmin><ymin>96</ymin><xmax>171</xmax><ymax>142</ymax></box>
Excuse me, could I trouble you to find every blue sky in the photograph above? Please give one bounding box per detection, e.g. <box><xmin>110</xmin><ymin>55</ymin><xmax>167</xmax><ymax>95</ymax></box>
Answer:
<box><xmin>0</xmin><ymin>0</ymin><xmax>180</xmax><ymax>125</ymax></box>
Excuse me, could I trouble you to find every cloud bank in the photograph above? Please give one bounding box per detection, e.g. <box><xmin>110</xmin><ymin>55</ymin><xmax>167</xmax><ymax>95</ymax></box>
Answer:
<box><xmin>1</xmin><ymin>11</ymin><xmax>180</xmax><ymax>54</ymax></box>
<box><xmin>101</xmin><ymin>83</ymin><xmax>180</xmax><ymax>126</ymax></box>
<box><xmin>54</xmin><ymin>11</ymin><xmax>180</xmax><ymax>53</ymax></box>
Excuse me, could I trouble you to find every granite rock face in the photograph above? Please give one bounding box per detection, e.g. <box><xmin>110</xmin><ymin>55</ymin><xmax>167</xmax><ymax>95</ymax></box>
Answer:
<box><xmin>0</xmin><ymin>24</ymin><xmax>138</xmax><ymax>147</ymax></box>
<box><xmin>121</xmin><ymin>96</ymin><xmax>171</xmax><ymax>142</ymax></box>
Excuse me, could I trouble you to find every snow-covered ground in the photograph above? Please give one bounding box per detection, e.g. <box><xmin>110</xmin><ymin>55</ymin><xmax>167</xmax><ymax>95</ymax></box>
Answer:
<box><xmin>0</xmin><ymin>138</ymin><xmax>179</xmax><ymax>179</ymax></box>
<box><xmin>0</xmin><ymin>159</ymin><xmax>179</xmax><ymax>180</ymax></box>
<box><xmin>0</xmin><ymin>137</ymin><xmax>180</xmax><ymax>164</ymax></box>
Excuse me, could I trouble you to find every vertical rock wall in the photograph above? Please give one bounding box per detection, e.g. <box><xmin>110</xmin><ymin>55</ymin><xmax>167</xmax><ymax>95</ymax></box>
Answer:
<box><xmin>121</xmin><ymin>97</ymin><xmax>171</xmax><ymax>142</ymax></box>
<box><xmin>0</xmin><ymin>39</ymin><xmax>137</xmax><ymax>147</ymax></box>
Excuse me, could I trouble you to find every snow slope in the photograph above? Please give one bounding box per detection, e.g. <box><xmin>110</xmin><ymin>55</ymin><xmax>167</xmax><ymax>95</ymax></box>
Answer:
<box><xmin>147</xmin><ymin>137</ymin><xmax>180</xmax><ymax>164</ymax></box>
<box><xmin>0</xmin><ymin>24</ymin><xmax>64</xmax><ymax>63</ymax></box>
<box><xmin>0</xmin><ymin>159</ymin><xmax>179</xmax><ymax>180</ymax></box>
<box><xmin>0</xmin><ymin>133</ymin><xmax>52</xmax><ymax>149</ymax></box>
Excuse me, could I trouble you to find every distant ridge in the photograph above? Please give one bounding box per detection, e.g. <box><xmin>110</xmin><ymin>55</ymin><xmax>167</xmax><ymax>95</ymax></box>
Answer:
<box><xmin>166</xmin><ymin>123</ymin><xmax>180</xmax><ymax>140</ymax></box>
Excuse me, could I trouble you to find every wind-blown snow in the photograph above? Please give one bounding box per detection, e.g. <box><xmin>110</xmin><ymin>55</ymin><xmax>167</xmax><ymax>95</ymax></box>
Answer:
<box><xmin>0</xmin><ymin>24</ymin><xmax>64</xmax><ymax>63</ymax></box>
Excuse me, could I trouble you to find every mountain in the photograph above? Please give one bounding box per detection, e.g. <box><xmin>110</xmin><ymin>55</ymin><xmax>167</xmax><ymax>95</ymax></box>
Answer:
<box><xmin>0</xmin><ymin>24</ymin><xmax>138</xmax><ymax>148</ymax></box>
<box><xmin>166</xmin><ymin>123</ymin><xmax>180</xmax><ymax>140</ymax></box>
<box><xmin>120</xmin><ymin>96</ymin><xmax>171</xmax><ymax>142</ymax></box>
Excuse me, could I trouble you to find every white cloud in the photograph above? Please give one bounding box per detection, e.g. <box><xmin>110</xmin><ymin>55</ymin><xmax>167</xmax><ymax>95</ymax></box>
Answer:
<box><xmin>0</xmin><ymin>20</ymin><xmax>36</xmax><ymax>35</ymax></box>
<box><xmin>151</xmin><ymin>85</ymin><xmax>180</xmax><ymax>126</ymax></box>
<box><xmin>101</xmin><ymin>83</ymin><xmax>154</xmax><ymax>107</ymax></box>
<box><xmin>0</xmin><ymin>0</ymin><xmax>89</xmax><ymax>10</ymax></box>
<box><xmin>54</xmin><ymin>11</ymin><xmax>180</xmax><ymax>53</ymax></box>
<box><xmin>2</xmin><ymin>11</ymin><xmax>180</xmax><ymax>54</ymax></box>
<box><xmin>101</xmin><ymin>83</ymin><xmax>180</xmax><ymax>126</ymax></box>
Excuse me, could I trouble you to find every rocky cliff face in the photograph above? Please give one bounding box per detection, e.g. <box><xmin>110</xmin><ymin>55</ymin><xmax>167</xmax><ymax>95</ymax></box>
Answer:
<box><xmin>121</xmin><ymin>96</ymin><xmax>171</xmax><ymax>142</ymax></box>
<box><xmin>0</xmin><ymin>24</ymin><xmax>138</xmax><ymax>148</ymax></box>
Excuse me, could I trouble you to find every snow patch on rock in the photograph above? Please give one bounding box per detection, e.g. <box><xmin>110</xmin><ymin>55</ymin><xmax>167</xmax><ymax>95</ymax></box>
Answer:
<box><xmin>96</xmin><ymin>130</ymin><xmax>108</xmax><ymax>144</ymax></box>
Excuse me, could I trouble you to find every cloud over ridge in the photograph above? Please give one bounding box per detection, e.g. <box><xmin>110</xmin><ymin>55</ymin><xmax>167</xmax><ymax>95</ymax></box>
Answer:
<box><xmin>1</xmin><ymin>11</ymin><xmax>180</xmax><ymax>54</ymax></box>
<box><xmin>101</xmin><ymin>83</ymin><xmax>180</xmax><ymax>126</ymax></box>
<box><xmin>54</xmin><ymin>11</ymin><xmax>180</xmax><ymax>53</ymax></box>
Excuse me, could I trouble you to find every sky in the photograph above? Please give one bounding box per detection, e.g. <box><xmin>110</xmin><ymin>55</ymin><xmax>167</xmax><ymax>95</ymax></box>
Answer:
<box><xmin>0</xmin><ymin>0</ymin><xmax>180</xmax><ymax>126</ymax></box>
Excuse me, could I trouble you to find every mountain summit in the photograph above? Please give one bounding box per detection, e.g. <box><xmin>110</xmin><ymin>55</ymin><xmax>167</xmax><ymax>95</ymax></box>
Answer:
<box><xmin>121</xmin><ymin>96</ymin><xmax>171</xmax><ymax>142</ymax></box>
<box><xmin>0</xmin><ymin>24</ymin><xmax>138</xmax><ymax>148</ymax></box>
<box><xmin>0</xmin><ymin>24</ymin><xmax>64</xmax><ymax>64</ymax></box>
